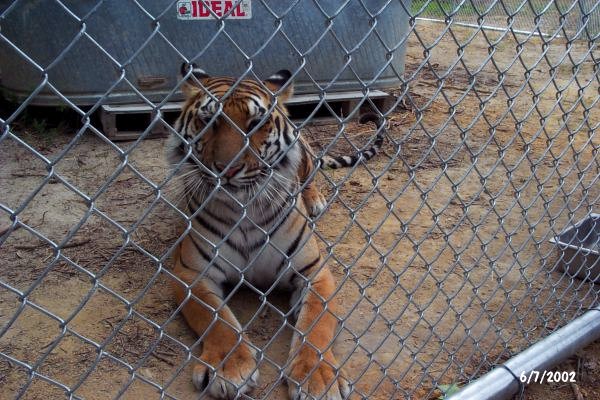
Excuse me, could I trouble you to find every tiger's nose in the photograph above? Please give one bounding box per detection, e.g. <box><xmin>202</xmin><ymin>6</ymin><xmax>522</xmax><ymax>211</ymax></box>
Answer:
<box><xmin>215</xmin><ymin>163</ymin><xmax>244</xmax><ymax>178</ymax></box>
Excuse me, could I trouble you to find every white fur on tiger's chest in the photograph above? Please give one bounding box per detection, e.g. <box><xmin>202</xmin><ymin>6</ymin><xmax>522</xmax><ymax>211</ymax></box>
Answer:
<box><xmin>189</xmin><ymin>193</ymin><xmax>316</xmax><ymax>290</ymax></box>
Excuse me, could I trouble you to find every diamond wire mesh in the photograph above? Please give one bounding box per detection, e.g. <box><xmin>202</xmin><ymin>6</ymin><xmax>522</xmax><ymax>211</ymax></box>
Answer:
<box><xmin>414</xmin><ymin>0</ymin><xmax>600</xmax><ymax>38</ymax></box>
<box><xmin>0</xmin><ymin>0</ymin><xmax>599</xmax><ymax>399</ymax></box>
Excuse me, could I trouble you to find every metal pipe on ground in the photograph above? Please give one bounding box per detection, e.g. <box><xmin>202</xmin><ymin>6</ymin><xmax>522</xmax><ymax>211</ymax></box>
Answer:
<box><xmin>448</xmin><ymin>305</ymin><xmax>600</xmax><ymax>400</ymax></box>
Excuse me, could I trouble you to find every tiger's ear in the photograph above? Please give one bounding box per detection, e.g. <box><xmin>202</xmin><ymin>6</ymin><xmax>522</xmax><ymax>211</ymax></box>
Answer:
<box><xmin>180</xmin><ymin>62</ymin><xmax>210</xmax><ymax>98</ymax></box>
<box><xmin>264</xmin><ymin>70</ymin><xmax>293</xmax><ymax>102</ymax></box>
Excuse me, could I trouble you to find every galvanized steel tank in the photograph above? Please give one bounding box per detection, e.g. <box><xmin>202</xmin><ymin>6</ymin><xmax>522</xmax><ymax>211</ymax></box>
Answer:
<box><xmin>0</xmin><ymin>0</ymin><xmax>411</xmax><ymax>105</ymax></box>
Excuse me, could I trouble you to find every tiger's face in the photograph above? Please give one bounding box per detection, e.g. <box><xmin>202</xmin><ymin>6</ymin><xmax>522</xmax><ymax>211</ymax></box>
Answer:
<box><xmin>171</xmin><ymin>66</ymin><xmax>299</xmax><ymax>192</ymax></box>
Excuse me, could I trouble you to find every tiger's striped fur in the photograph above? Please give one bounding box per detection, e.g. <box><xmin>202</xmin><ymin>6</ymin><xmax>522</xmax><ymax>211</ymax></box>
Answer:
<box><xmin>168</xmin><ymin>64</ymin><xmax>385</xmax><ymax>400</ymax></box>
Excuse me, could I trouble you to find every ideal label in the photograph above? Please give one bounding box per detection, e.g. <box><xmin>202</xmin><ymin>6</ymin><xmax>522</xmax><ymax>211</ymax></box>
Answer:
<box><xmin>177</xmin><ymin>1</ymin><xmax>252</xmax><ymax>20</ymax></box>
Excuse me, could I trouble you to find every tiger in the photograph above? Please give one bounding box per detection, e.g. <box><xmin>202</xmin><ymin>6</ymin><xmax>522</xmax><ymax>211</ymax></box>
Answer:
<box><xmin>168</xmin><ymin>63</ymin><xmax>385</xmax><ymax>400</ymax></box>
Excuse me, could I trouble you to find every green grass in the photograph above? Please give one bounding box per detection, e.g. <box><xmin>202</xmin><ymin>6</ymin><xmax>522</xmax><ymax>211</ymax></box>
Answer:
<box><xmin>410</xmin><ymin>0</ymin><xmax>477</xmax><ymax>17</ymax></box>
<box><xmin>437</xmin><ymin>383</ymin><xmax>461</xmax><ymax>399</ymax></box>
<box><xmin>13</xmin><ymin>108</ymin><xmax>73</xmax><ymax>148</ymax></box>
<box><xmin>26</xmin><ymin>117</ymin><xmax>69</xmax><ymax>146</ymax></box>
<box><xmin>410</xmin><ymin>0</ymin><xmax>577</xmax><ymax>18</ymax></box>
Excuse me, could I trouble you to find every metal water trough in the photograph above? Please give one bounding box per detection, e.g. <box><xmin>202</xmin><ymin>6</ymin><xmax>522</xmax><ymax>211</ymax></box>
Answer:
<box><xmin>0</xmin><ymin>0</ymin><xmax>411</xmax><ymax>106</ymax></box>
<box><xmin>550</xmin><ymin>213</ymin><xmax>600</xmax><ymax>282</ymax></box>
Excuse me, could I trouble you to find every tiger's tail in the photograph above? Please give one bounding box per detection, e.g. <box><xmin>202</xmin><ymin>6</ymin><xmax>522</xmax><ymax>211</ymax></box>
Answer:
<box><xmin>319</xmin><ymin>113</ymin><xmax>386</xmax><ymax>170</ymax></box>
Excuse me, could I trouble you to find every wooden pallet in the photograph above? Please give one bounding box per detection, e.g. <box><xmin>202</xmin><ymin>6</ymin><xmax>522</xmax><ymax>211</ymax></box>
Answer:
<box><xmin>99</xmin><ymin>90</ymin><xmax>394</xmax><ymax>141</ymax></box>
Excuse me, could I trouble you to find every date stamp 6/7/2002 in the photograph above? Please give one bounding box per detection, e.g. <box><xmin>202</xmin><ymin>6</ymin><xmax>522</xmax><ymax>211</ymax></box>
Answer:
<box><xmin>519</xmin><ymin>370</ymin><xmax>576</xmax><ymax>384</ymax></box>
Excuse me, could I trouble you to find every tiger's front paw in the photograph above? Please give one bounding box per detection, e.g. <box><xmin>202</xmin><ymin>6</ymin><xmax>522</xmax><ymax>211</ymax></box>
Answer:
<box><xmin>287</xmin><ymin>350</ymin><xmax>350</xmax><ymax>400</ymax></box>
<box><xmin>193</xmin><ymin>341</ymin><xmax>259</xmax><ymax>399</ymax></box>
<box><xmin>303</xmin><ymin>189</ymin><xmax>327</xmax><ymax>218</ymax></box>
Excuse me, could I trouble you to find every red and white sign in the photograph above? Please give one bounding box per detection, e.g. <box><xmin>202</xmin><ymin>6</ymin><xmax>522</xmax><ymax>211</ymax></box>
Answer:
<box><xmin>177</xmin><ymin>1</ymin><xmax>252</xmax><ymax>20</ymax></box>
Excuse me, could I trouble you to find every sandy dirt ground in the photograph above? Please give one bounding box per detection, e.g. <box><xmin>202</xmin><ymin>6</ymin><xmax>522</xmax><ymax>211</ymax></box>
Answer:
<box><xmin>524</xmin><ymin>340</ymin><xmax>600</xmax><ymax>400</ymax></box>
<box><xmin>1</xmin><ymin>21</ymin><xmax>599</xmax><ymax>400</ymax></box>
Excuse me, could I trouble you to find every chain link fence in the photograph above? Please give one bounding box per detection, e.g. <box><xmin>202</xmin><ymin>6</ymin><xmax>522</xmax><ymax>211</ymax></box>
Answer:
<box><xmin>1</xmin><ymin>0</ymin><xmax>599</xmax><ymax>399</ymax></box>
<box><xmin>414</xmin><ymin>0</ymin><xmax>600</xmax><ymax>38</ymax></box>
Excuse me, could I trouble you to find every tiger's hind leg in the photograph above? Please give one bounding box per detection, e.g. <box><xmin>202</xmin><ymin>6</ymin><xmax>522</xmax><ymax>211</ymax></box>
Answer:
<box><xmin>286</xmin><ymin>259</ymin><xmax>350</xmax><ymax>399</ymax></box>
<box><xmin>171</xmin><ymin>239</ymin><xmax>259</xmax><ymax>399</ymax></box>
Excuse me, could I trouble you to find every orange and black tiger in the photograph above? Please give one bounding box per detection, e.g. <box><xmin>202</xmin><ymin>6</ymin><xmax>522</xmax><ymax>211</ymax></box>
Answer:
<box><xmin>168</xmin><ymin>63</ymin><xmax>385</xmax><ymax>399</ymax></box>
